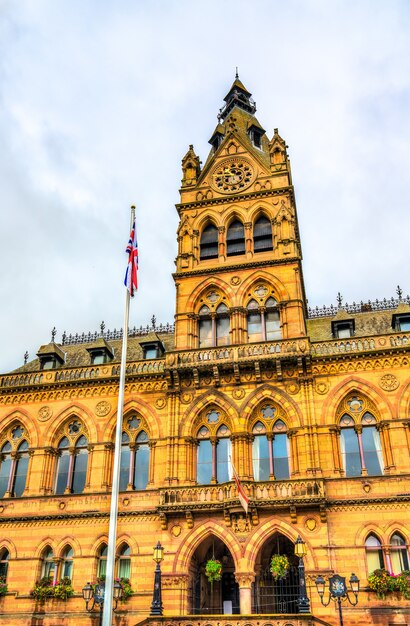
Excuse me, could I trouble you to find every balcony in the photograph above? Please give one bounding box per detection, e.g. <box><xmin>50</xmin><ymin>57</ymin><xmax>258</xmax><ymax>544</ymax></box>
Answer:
<box><xmin>167</xmin><ymin>338</ymin><xmax>309</xmax><ymax>370</ymax></box>
<box><xmin>310</xmin><ymin>332</ymin><xmax>409</xmax><ymax>357</ymax></box>
<box><xmin>158</xmin><ymin>478</ymin><xmax>325</xmax><ymax>513</ymax></box>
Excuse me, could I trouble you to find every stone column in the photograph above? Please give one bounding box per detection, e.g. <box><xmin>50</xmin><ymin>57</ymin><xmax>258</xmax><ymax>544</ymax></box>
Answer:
<box><xmin>235</xmin><ymin>572</ymin><xmax>255</xmax><ymax>614</ymax></box>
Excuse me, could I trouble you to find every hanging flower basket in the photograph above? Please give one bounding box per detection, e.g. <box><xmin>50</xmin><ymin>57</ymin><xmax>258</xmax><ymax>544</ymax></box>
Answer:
<box><xmin>270</xmin><ymin>555</ymin><xmax>289</xmax><ymax>580</ymax></box>
<box><xmin>205</xmin><ymin>559</ymin><xmax>222</xmax><ymax>586</ymax></box>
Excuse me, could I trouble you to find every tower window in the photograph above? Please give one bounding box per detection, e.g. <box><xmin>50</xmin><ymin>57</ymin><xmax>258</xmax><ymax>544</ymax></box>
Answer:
<box><xmin>200</xmin><ymin>224</ymin><xmax>219</xmax><ymax>260</ymax></box>
<box><xmin>119</xmin><ymin>426</ymin><xmax>150</xmax><ymax>491</ymax></box>
<box><xmin>196</xmin><ymin>424</ymin><xmax>231</xmax><ymax>484</ymax></box>
<box><xmin>253</xmin><ymin>216</ymin><xmax>273</xmax><ymax>252</ymax></box>
<box><xmin>198</xmin><ymin>303</ymin><xmax>230</xmax><ymax>348</ymax></box>
<box><xmin>247</xmin><ymin>297</ymin><xmax>281</xmax><ymax>343</ymax></box>
<box><xmin>226</xmin><ymin>220</ymin><xmax>245</xmax><ymax>256</ymax></box>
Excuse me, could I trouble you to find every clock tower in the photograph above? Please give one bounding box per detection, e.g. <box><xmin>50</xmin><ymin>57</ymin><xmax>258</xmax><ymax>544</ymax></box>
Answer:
<box><xmin>174</xmin><ymin>76</ymin><xmax>307</xmax><ymax>351</ymax></box>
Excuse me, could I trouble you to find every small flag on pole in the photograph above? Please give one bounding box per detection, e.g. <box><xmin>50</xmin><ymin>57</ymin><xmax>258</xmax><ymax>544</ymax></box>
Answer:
<box><xmin>124</xmin><ymin>220</ymin><xmax>138</xmax><ymax>296</ymax></box>
<box><xmin>231</xmin><ymin>458</ymin><xmax>249</xmax><ymax>514</ymax></box>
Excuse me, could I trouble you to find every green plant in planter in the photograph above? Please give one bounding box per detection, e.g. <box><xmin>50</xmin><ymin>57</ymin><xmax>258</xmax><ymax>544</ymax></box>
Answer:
<box><xmin>205</xmin><ymin>559</ymin><xmax>222</xmax><ymax>589</ymax></box>
<box><xmin>0</xmin><ymin>576</ymin><xmax>7</xmax><ymax>596</ymax></box>
<box><xmin>394</xmin><ymin>571</ymin><xmax>410</xmax><ymax>599</ymax></box>
<box><xmin>270</xmin><ymin>555</ymin><xmax>289</xmax><ymax>580</ymax></box>
<box><xmin>31</xmin><ymin>577</ymin><xmax>54</xmax><ymax>602</ymax></box>
<box><xmin>53</xmin><ymin>577</ymin><xmax>74</xmax><ymax>601</ymax></box>
<box><xmin>368</xmin><ymin>569</ymin><xmax>396</xmax><ymax>599</ymax></box>
<box><xmin>118</xmin><ymin>577</ymin><xmax>133</xmax><ymax>601</ymax></box>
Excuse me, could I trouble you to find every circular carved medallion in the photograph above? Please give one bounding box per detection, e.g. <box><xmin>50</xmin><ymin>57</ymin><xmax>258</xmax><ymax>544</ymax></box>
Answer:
<box><xmin>155</xmin><ymin>398</ymin><xmax>166</xmax><ymax>409</ymax></box>
<box><xmin>286</xmin><ymin>382</ymin><xmax>300</xmax><ymax>395</ymax></box>
<box><xmin>38</xmin><ymin>405</ymin><xmax>53</xmax><ymax>422</ymax></box>
<box><xmin>233</xmin><ymin>388</ymin><xmax>245</xmax><ymax>400</ymax></box>
<box><xmin>95</xmin><ymin>401</ymin><xmax>111</xmax><ymax>417</ymax></box>
<box><xmin>211</xmin><ymin>159</ymin><xmax>255</xmax><ymax>193</ymax></box>
<box><xmin>379</xmin><ymin>374</ymin><xmax>399</xmax><ymax>391</ymax></box>
<box><xmin>230</xmin><ymin>276</ymin><xmax>241</xmax><ymax>286</ymax></box>
<box><xmin>315</xmin><ymin>381</ymin><xmax>329</xmax><ymax>395</ymax></box>
<box><xmin>180</xmin><ymin>393</ymin><xmax>193</xmax><ymax>405</ymax></box>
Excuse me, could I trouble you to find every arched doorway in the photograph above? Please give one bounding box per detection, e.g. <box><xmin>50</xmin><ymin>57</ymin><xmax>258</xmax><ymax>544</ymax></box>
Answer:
<box><xmin>189</xmin><ymin>535</ymin><xmax>239</xmax><ymax>615</ymax></box>
<box><xmin>252</xmin><ymin>533</ymin><xmax>299</xmax><ymax>614</ymax></box>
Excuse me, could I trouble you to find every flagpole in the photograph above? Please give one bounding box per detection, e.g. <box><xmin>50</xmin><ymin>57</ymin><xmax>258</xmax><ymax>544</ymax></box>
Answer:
<box><xmin>102</xmin><ymin>205</ymin><xmax>135</xmax><ymax>626</ymax></box>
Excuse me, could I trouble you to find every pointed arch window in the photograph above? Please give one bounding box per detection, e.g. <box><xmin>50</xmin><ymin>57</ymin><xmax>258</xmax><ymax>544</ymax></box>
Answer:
<box><xmin>247</xmin><ymin>297</ymin><xmax>281</xmax><ymax>343</ymax></box>
<box><xmin>226</xmin><ymin>220</ymin><xmax>245</xmax><ymax>256</ymax></box>
<box><xmin>119</xmin><ymin>419</ymin><xmax>150</xmax><ymax>491</ymax></box>
<box><xmin>200</xmin><ymin>224</ymin><xmax>218</xmax><ymax>260</ymax></box>
<box><xmin>55</xmin><ymin>422</ymin><xmax>89</xmax><ymax>495</ymax></box>
<box><xmin>196</xmin><ymin>424</ymin><xmax>231</xmax><ymax>484</ymax></box>
<box><xmin>390</xmin><ymin>533</ymin><xmax>409</xmax><ymax>574</ymax></box>
<box><xmin>340</xmin><ymin>411</ymin><xmax>383</xmax><ymax>477</ymax></box>
<box><xmin>252</xmin><ymin>419</ymin><xmax>290</xmax><ymax>481</ymax></box>
<box><xmin>0</xmin><ymin>424</ymin><xmax>30</xmax><ymax>498</ymax></box>
<box><xmin>118</xmin><ymin>543</ymin><xmax>131</xmax><ymax>579</ymax></box>
<box><xmin>253</xmin><ymin>216</ymin><xmax>273</xmax><ymax>252</ymax></box>
<box><xmin>0</xmin><ymin>549</ymin><xmax>9</xmax><ymax>580</ymax></box>
<box><xmin>41</xmin><ymin>547</ymin><xmax>56</xmax><ymax>581</ymax></box>
<box><xmin>61</xmin><ymin>546</ymin><xmax>74</xmax><ymax>579</ymax></box>
<box><xmin>365</xmin><ymin>534</ymin><xmax>384</xmax><ymax>575</ymax></box>
<box><xmin>198</xmin><ymin>303</ymin><xmax>230</xmax><ymax>348</ymax></box>
<box><xmin>97</xmin><ymin>544</ymin><xmax>108</xmax><ymax>578</ymax></box>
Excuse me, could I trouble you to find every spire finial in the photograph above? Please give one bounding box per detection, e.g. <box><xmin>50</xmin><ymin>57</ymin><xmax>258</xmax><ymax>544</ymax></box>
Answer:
<box><xmin>336</xmin><ymin>292</ymin><xmax>343</xmax><ymax>308</ymax></box>
<box><xmin>397</xmin><ymin>285</ymin><xmax>403</xmax><ymax>301</ymax></box>
<box><xmin>235</xmin><ymin>66</ymin><xmax>239</xmax><ymax>79</ymax></box>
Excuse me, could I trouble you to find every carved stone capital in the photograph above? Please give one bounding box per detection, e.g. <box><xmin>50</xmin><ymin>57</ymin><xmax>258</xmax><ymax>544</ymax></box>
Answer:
<box><xmin>234</xmin><ymin>571</ymin><xmax>255</xmax><ymax>587</ymax></box>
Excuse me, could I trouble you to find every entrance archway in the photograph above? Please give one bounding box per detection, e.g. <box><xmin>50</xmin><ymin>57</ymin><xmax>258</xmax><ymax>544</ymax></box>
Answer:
<box><xmin>189</xmin><ymin>534</ymin><xmax>239</xmax><ymax>615</ymax></box>
<box><xmin>252</xmin><ymin>532</ymin><xmax>299</xmax><ymax>614</ymax></box>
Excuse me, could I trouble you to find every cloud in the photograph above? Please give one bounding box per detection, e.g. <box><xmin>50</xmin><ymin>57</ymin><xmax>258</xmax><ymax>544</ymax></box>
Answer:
<box><xmin>0</xmin><ymin>0</ymin><xmax>409</xmax><ymax>372</ymax></box>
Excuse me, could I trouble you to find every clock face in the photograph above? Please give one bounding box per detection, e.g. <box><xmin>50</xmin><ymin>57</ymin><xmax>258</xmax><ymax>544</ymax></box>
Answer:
<box><xmin>211</xmin><ymin>159</ymin><xmax>254</xmax><ymax>193</ymax></box>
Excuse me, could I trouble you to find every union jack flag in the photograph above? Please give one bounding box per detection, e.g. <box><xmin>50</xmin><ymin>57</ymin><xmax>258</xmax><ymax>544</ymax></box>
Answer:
<box><xmin>231</xmin><ymin>457</ymin><xmax>249</xmax><ymax>514</ymax></box>
<box><xmin>124</xmin><ymin>220</ymin><xmax>138</xmax><ymax>296</ymax></box>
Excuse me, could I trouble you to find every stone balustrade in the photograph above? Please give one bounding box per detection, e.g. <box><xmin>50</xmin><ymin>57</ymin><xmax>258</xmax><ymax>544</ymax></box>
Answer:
<box><xmin>159</xmin><ymin>478</ymin><xmax>325</xmax><ymax>509</ymax></box>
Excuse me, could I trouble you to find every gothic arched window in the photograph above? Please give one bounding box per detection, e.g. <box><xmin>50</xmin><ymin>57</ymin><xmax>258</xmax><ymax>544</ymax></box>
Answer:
<box><xmin>0</xmin><ymin>424</ymin><xmax>30</xmax><ymax>498</ymax></box>
<box><xmin>253</xmin><ymin>215</ymin><xmax>273</xmax><ymax>252</ymax></box>
<box><xmin>200</xmin><ymin>224</ymin><xmax>218</xmax><ymax>260</ymax></box>
<box><xmin>365</xmin><ymin>534</ymin><xmax>384</xmax><ymax>575</ymax></box>
<box><xmin>390</xmin><ymin>533</ymin><xmax>409</xmax><ymax>574</ymax></box>
<box><xmin>41</xmin><ymin>546</ymin><xmax>56</xmax><ymax>581</ymax></box>
<box><xmin>252</xmin><ymin>417</ymin><xmax>290</xmax><ymax>481</ymax></box>
<box><xmin>196</xmin><ymin>422</ymin><xmax>231</xmax><ymax>485</ymax></box>
<box><xmin>119</xmin><ymin>415</ymin><xmax>150</xmax><ymax>491</ymax></box>
<box><xmin>340</xmin><ymin>409</ymin><xmax>383</xmax><ymax>477</ymax></box>
<box><xmin>198</xmin><ymin>303</ymin><xmax>230</xmax><ymax>348</ymax></box>
<box><xmin>54</xmin><ymin>420</ymin><xmax>89</xmax><ymax>495</ymax></box>
<box><xmin>226</xmin><ymin>220</ymin><xmax>245</xmax><ymax>256</ymax></box>
<box><xmin>118</xmin><ymin>543</ymin><xmax>131</xmax><ymax>579</ymax></box>
<box><xmin>61</xmin><ymin>546</ymin><xmax>74</xmax><ymax>579</ymax></box>
<box><xmin>97</xmin><ymin>544</ymin><xmax>107</xmax><ymax>578</ymax></box>
<box><xmin>0</xmin><ymin>549</ymin><xmax>9</xmax><ymax>580</ymax></box>
<box><xmin>247</xmin><ymin>297</ymin><xmax>281</xmax><ymax>343</ymax></box>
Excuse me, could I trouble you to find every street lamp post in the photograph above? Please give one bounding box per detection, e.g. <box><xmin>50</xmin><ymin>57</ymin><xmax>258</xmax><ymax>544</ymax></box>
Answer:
<box><xmin>150</xmin><ymin>541</ymin><xmax>164</xmax><ymax>616</ymax></box>
<box><xmin>315</xmin><ymin>573</ymin><xmax>360</xmax><ymax>626</ymax></box>
<box><xmin>82</xmin><ymin>580</ymin><xmax>123</xmax><ymax>626</ymax></box>
<box><xmin>294</xmin><ymin>535</ymin><xmax>310</xmax><ymax>614</ymax></box>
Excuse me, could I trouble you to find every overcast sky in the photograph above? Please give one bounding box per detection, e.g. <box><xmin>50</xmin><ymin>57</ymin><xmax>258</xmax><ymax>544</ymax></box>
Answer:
<box><xmin>1</xmin><ymin>0</ymin><xmax>409</xmax><ymax>373</ymax></box>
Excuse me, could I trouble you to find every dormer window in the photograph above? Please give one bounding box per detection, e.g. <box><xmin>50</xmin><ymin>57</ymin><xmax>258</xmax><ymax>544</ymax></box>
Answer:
<box><xmin>393</xmin><ymin>314</ymin><xmax>410</xmax><ymax>332</ymax></box>
<box><xmin>332</xmin><ymin>320</ymin><xmax>355</xmax><ymax>339</ymax></box>
<box><xmin>90</xmin><ymin>350</ymin><xmax>110</xmax><ymax>365</ymax></box>
<box><xmin>250</xmin><ymin>128</ymin><xmax>262</xmax><ymax>148</ymax></box>
<box><xmin>37</xmin><ymin>342</ymin><xmax>65</xmax><ymax>370</ymax></box>
<box><xmin>86</xmin><ymin>339</ymin><xmax>114</xmax><ymax>365</ymax></box>
<box><xmin>140</xmin><ymin>340</ymin><xmax>165</xmax><ymax>360</ymax></box>
<box><xmin>41</xmin><ymin>357</ymin><xmax>58</xmax><ymax>370</ymax></box>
